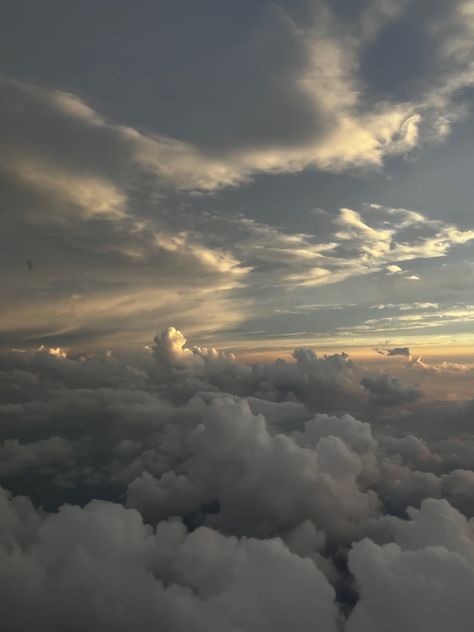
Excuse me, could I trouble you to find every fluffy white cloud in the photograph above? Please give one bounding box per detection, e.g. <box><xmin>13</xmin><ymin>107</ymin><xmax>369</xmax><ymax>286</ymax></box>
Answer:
<box><xmin>0</xmin><ymin>487</ymin><xmax>339</xmax><ymax>632</ymax></box>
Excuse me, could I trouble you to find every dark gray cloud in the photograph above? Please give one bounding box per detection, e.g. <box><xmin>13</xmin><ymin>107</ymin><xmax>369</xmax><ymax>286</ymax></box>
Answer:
<box><xmin>361</xmin><ymin>374</ymin><xmax>423</xmax><ymax>406</ymax></box>
<box><xmin>376</xmin><ymin>347</ymin><xmax>412</xmax><ymax>357</ymax></box>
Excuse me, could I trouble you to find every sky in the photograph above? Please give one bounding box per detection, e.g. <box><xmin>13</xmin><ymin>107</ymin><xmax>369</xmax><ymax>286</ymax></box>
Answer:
<box><xmin>3</xmin><ymin>3</ymin><xmax>474</xmax><ymax>631</ymax></box>
<box><xmin>2</xmin><ymin>0</ymin><xmax>474</xmax><ymax>358</ymax></box>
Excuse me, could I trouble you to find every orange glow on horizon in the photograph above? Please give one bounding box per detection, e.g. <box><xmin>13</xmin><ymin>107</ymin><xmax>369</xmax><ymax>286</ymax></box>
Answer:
<box><xmin>233</xmin><ymin>343</ymin><xmax>474</xmax><ymax>365</ymax></box>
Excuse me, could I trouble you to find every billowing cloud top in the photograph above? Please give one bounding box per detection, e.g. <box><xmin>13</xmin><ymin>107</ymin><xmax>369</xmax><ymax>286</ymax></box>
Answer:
<box><xmin>0</xmin><ymin>327</ymin><xmax>474</xmax><ymax>630</ymax></box>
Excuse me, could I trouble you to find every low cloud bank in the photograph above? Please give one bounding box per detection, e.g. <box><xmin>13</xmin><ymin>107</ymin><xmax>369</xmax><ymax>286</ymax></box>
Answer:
<box><xmin>1</xmin><ymin>328</ymin><xmax>474</xmax><ymax>630</ymax></box>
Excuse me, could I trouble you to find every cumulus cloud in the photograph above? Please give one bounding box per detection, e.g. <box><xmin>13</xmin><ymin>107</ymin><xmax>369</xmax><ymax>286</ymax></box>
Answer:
<box><xmin>0</xmin><ymin>437</ymin><xmax>76</xmax><ymax>478</ymax></box>
<box><xmin>347</xmin><ymin>499</ymin><xmax>474</xmax><ymax>632</ymax></box>
<box><xmin>361</xmin><ymin>374</ymin><xmax>423</xmax><ymax>406</ymax></box>
<box><xmin>0</xmin><ymin>326</ymin><xmax>474</xmax><ymax>629</ymax></box>
<box><xmin>127</xmin><ymin>395</ymin><xmax>380</xmax><ymax>542</ymax></box>
<box><xmin>386</xmin><ymin>265</ymin><xmax>403</xmax><ymax>274</ymax></box>
<box><xmin>0</xmin><ymin>487</ymin><xmax>339</xmax><ymax>632</ymax></box>
<box><xmin>2</xmin><ymin>1</ymin><xmax>474</xmax><ymax>626</ymax></box>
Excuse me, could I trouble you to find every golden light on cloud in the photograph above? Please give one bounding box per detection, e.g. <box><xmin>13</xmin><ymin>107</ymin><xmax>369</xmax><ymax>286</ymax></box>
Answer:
<box><xmin>4</xmin><ymin>2</ymin><xmax>474</xmax><ymax>628</ymax></box>
<box><xmin>13</xmin><ymin>158</ymin><xmax>127</xmax><ymax>219</ymax></box>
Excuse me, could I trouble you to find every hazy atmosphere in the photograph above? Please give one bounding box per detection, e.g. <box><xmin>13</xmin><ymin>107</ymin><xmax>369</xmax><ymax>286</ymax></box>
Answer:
<box><xmin>2</xmin><ymin>1</ymin><xmax>474</xmax><ymax>630</ymax></box>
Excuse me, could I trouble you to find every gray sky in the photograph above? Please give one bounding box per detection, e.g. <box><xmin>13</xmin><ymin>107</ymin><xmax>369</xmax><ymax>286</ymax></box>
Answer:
<box><xmin>2</xmin><ymin>0</ymin><xmax>474</xmax><ymax>355</ymax></box>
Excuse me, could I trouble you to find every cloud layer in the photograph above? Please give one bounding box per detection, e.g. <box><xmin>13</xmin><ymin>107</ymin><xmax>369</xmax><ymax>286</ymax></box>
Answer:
<box><xmin>2</xmin><ymin>4</ymin><xmax>474</xmax><ymax>626</ymax></box>
<box><xmin>2</xmin><ymin>2</ymin><xmax>474</xmax><ymax>352</ymax></box>
<box><xmin>1</xmin><ymin>327</ymin><xmax>474</xmax><ymax>630</ymax></box>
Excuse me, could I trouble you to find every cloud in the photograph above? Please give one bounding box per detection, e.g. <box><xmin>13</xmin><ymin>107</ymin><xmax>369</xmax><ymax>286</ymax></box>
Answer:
<box><xmin>0</xmin><ymin>79</ymin><xmax>257</xmax><ymax>350</ymax></box>
<box><xmin>3</xmin><ymin>71</ymin><xmax>474</xmax><ymax>350</ymax></box>
<box><xmin>347</xmin><ymin>301</ymin><xmax>474</xmax><ymax>344</ymax></box>
<box><xmin>0</xmin><ymin>326</ymin><xmax>474</xmax><ymax>628</ymax></box>
<box><xmin>3</xmin><ymin>0</ymin><xmax>474</xmax><ymax>194</ymax></box>
<box><xmin>0</xmin><ymin>487</ymin><xmax>339</xmax><ymax>632</ymax></box>
<box><xmin>2</xmin><ymin>2</ymin><xmax>474</xmax><ymax>626</ymax></box>
<box><xmin>127</xmin><ymin>395</ymin><xmax>379</xmax><ymax>542</ymax></box>
<box><xmin>281</xmin><ymin>204</ymin><xmax>474</xmax><ymax>289</ymax></box>
<box><xmin>0</xmin><ymin>326</ymin><xmax>465</xmax><ymax>518</ymax></box>
<box><xmin>0</xmin><ymin>437</ymin><xmax>76</xmax><ymax>478</ymax></box>
<box><xmin>377</xmin><ymin>347</ymin><xmax>412</xmax><ymax>357</ymax></box>
<box><xmin>11</xmin><ymin>157</ymin><xmax>127</xmax><ymax>220</ymax></box>
<box><xmin>361</xmin><ymin>374</ymin><xmax>423</xmax><ymax>406</ymax></box>
<box><xmin>347</xmin><ymin>498</ymin><xmax>474</xmax><ymax>632</ymax></box>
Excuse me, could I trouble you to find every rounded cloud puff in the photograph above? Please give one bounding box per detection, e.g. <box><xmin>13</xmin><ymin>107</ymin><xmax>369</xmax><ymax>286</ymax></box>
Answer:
<box><xmin>0</xmin><ymin>487</ymin><xmax>339</xmax><ymax>632</ymax></box>
<box><xmin>1</xmin><ymin>327</ymin><xmax>474</xmax><ymax>630</ymax></box>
